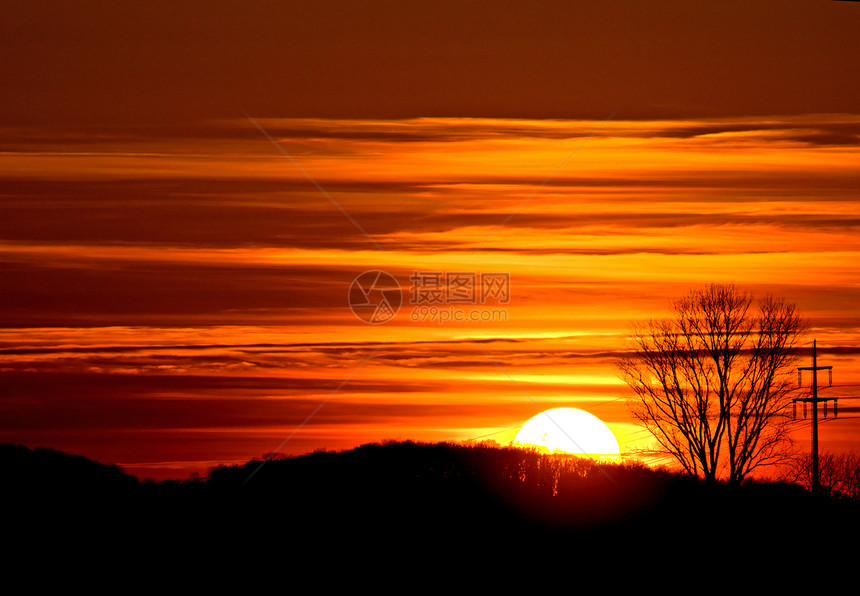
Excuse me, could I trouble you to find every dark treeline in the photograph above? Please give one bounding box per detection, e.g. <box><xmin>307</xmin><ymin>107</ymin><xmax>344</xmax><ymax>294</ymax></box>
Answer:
<box><xmin>5</xmin><ymin>441</ymin><xmax>859</xmax><ymax>578</ymax></box>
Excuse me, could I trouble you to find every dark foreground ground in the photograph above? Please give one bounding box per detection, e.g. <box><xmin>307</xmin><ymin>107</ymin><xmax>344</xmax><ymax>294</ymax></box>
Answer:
<box><xmin>4</xmin><ymin>441</ymin><xmax>858</xmax><ymax>585</ymax></box>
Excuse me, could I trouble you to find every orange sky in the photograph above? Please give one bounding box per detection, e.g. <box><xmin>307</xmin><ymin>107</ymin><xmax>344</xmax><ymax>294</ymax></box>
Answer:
<box><xmin>2</xmin><ymin>2</ymin><xmax>860</xmax><ymax>480</ymax></box>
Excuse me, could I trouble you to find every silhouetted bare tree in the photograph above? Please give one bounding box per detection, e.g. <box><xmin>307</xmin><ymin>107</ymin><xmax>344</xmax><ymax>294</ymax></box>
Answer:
<box><xmin>618</xmin><ymin>284</ymin><xmax>805</xmax><ymax>484</ymax></box>
<box><xmin>784</xmin><ymin>451</ymin><xmax>860</xmax><ymax>500</ymax></box>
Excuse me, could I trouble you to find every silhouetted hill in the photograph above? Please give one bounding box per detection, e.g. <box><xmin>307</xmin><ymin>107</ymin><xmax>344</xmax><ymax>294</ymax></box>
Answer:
<box><xmin>4</xmin><ymin>440</ymin><xmax>859</xmax><ymax>580</ymax></box>
<box><xmin>1</xmin><ymin>443</ymin><xmax>139</xmax><ymax>495</ymax></box>
<box><xmin>206</xmin><ymin>441</ymin><xmax>860</xmax><ymax>544</ymax></box>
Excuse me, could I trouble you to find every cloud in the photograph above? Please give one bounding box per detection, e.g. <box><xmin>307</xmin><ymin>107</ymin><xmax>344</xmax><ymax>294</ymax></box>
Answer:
<box><xmin>2</xmin><ymin>112</ymin><xmax>860</xmax><ymax>477</ymax></box>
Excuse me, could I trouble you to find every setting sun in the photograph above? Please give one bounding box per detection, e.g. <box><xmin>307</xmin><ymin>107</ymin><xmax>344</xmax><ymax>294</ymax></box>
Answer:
<box><xmin>513</xmin><ymin>408</ymin><xmax>621</xmax><ymax>458</ymax></box>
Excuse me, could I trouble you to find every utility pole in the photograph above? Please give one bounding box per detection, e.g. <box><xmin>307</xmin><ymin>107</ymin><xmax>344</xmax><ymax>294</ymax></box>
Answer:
<box><xmin>794</xmin><ymin>339</ymin><xmax>835</xmax><ymax>495</ymax></box>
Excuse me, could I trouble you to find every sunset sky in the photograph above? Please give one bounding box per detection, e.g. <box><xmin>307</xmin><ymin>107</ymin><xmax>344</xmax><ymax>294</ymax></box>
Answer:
<box><xmin>2</xmin><ymin>1</ymin><xmax>859</xmax><ymax>480</ymax></box>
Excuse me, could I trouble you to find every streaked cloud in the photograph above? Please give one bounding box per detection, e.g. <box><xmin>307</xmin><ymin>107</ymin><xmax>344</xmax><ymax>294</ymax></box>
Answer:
<box><xmin>2</xmin><ymin>115</ymin><xmax>859</xmax><ymax>478</ymax></box>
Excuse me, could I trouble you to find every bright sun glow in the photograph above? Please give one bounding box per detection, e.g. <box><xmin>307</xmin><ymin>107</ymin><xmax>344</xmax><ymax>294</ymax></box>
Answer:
<box><xmin>514</xmin><ymin>407</ymin><xmax>620</xmax><ymax>458</ymax></box>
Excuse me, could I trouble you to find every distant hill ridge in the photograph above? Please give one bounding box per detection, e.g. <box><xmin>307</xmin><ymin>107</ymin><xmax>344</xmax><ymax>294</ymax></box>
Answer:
<box><xmin>3</xmin><ymin>440</ymin><xmax>849</xmax><ymax>520</ymax></box>
<box><xmin>4</xmin><ymin>440</ymin><xmax>859</xmax><ymax>573</ymax></box>
<box><xmin>1</xmin><ymin>443</ymin><xmax>139</xmax><ymax>492</ymax></box>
